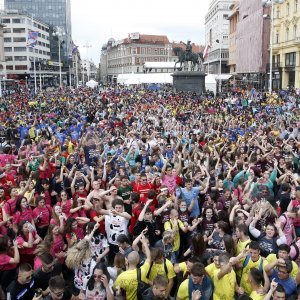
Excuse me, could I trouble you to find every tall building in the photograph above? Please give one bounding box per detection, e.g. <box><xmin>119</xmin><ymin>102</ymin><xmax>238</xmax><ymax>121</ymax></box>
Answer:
<box><xmin>228</xmin><ymin>1</ymin><xmax>239</xmax><ymax>74</ymax></box>
<box><xmin>204</xmin><ymin>0</ymin><xmax>234</xmax><ymax>74</ymax></box>
<box><xmin>2</xmin><ymin>12</ymin><xmax>51</xmax><ymax>84</ymax></box>
<box><xmin>4</xmin><ymin>0</ymin><xmax>72</xmax><ymax>66</ymax></box>
<box><xmin>235</xmin><ymin>0</ymin><xmax>270</xmax><ymax>89</ymax></box>
<box><xmin>272</xmin><ymin>0</ymin><xmax>300</xmax><ymax>89</ymax></box>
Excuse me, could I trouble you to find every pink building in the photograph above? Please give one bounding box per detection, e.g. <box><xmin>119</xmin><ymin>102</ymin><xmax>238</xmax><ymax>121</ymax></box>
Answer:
<box><xmin>236</xmin><ymin>0</ymin><xmax>270</xmax><ymax>82</ymax></box>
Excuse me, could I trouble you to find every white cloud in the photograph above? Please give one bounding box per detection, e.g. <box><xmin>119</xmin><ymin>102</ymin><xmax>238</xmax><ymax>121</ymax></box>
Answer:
<box><xmin>71</xmin><ymin>0</ymin><xmax>210</xmax><ymax>64</ymax></box>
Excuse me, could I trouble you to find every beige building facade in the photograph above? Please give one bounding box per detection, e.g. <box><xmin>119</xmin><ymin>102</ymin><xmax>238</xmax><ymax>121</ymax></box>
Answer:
<box><xmin>272</xmin><ymin>0</ymin><xmax>300</xmax><ymax>88</ymax></box>
<box><xmin>228</xmin><ymin>1</ymin><xmax>239</xmax><ymax>73</ymax></box>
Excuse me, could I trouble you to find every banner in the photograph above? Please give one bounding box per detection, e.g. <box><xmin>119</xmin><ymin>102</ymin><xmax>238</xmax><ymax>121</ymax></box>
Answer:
<box><xmin>27</xmin><ymin>30</ymin><xmax>39</xmax><ymax>48</ymax></box>
<box><xmin>203</xmin><ymin>44</ymin><xmax>211</xmax><ymax>59</ymax></box>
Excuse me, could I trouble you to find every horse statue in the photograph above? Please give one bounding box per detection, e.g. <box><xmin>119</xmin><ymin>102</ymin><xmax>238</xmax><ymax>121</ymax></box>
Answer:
<box><xmin>173</xmin><ymin>47</ymin><xmax>204</xmax><ymax>72</ymax></box>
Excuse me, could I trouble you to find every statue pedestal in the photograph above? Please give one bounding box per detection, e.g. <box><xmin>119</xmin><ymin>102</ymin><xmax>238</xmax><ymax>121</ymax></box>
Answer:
<box><xmin>172</xmin><ymin>71</ymin><xmax>206</xmax><ymax>94</ymax></box>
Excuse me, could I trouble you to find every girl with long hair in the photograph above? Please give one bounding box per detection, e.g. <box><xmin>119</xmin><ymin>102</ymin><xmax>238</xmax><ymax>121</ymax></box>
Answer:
<box><xmin>81</xmin><ymin>262</ymin><xmax>114</xmax><ymax>300</ymax></box>
<box><xmin>16</xmin><ymin>220</ymin><xmax>41</xmax><ymax>265</ymax></box>
<box><xmin>45</xmin><ymin>224</ymin><xmax>66</xmax><ymax>264</ymax></box>
<box><xmin>13</xmin><ymin>196</ymin><xmax>35</xmax><ymax>230</ymax></box>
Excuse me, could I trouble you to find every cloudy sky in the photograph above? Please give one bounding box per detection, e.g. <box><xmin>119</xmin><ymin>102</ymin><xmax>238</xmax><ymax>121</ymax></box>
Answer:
<box><xmin>71</xmin><ymin>0</ymin><xmax>211</xmax><ymax>64</ymax></box>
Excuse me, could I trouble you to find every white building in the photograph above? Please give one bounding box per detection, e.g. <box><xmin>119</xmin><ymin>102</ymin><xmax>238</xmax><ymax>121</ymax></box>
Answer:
<box><xmin>2</xmin><ymin>11</ymin><xmax>51</xmax><ymax>84</ymax></box>
<box><xmin>204</xmin><ymin>0</ymin><xmax>234</xmax><ymax>74</ymax></box>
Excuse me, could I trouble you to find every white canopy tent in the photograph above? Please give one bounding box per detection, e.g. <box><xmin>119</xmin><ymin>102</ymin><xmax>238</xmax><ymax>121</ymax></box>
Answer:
<box><xmin>118</xmin><ymin>73</ymin><xmax>173</xmax><ymax>85</ymax></box>
<box><xmin>86</xmin><ymin>80</ymin><xmax>98</xmax><ymax>88</ymax></box>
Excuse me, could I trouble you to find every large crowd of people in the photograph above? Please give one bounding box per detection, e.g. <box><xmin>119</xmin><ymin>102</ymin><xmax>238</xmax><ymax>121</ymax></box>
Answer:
<box><xmin>0</xmin><ymin>85</ymin><xmax>299</xmax><ymax>300</ymax></box>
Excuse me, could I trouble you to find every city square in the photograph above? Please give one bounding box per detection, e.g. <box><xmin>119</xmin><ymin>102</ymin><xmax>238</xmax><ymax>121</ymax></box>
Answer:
<box><xmin>0</xmin><ymin>1</ymin><xmax>299</xmax><ymax>300</ymax></box>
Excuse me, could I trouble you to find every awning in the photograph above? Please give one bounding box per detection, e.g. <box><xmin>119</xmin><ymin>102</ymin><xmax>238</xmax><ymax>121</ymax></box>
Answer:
<box><xmin>215</xmin><ymin>74</ymin><xmax>233</xmax><ymax>81</ymax></box>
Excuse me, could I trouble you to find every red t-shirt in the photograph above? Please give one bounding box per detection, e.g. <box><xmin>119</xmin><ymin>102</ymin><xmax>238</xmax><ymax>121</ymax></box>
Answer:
<box><xmin>16</xmin><ymin>231</ymin><xmax>37</xmax><ymax>255</ymax></box>
<box><xmin>32</xmin><ymin>205</ymin><xmax>52</xmax><ymax>227</ymax></box>
<box><xmin>13</xmin><ymin>208</ymin><xmax>34</xmax><ymax>225</ymax></box>
<box><xmin>134</xmin><ymin>183</ymin><xmax>154</xmax><ymax>204</ymax></box>
<box><xmin>89</xmin><ymin>210</ymin><xmax>105</xmax><ymax>234</ymax></box>
<box><xmin>0</xmin><ymin>253</ymin><xmax>17</xmax><ymax>271</ymax></box>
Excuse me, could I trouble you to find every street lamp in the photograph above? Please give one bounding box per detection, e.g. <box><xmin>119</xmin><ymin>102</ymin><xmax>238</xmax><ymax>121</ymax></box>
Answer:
<box><xmin>262</xmin><ymin>0</ymin><xmax>285</xmax><ymax>92</ymax></box>
<box><xmin>53</xmin><ymin>26</ymin><xmax>65</xmax><ymax>87</ymax></box>
<box><xmin>216</xmin><ymin>32</ymin><xmax>225</xmax><ymax>93</ymax></box>
<box><xmin>83</xmin><ymin>43</ymin><xmax>92</xmax><ymax>81</ymax></box>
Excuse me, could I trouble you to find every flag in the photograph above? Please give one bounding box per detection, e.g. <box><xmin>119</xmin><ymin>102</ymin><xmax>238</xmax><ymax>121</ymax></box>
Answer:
<box><xmin>27</xmin><ymin>30</ymin><xmax>39</xmax><ymax>48</ymax></box>
<box><xmin>203</xmin><ymin>45</ymin><xmax>211</xmax><ymax>59</ymax></box>
<box><xmin>72</xmin><ymin>45</ymin><xmax>79</xmax><ymax>54</ymax></box>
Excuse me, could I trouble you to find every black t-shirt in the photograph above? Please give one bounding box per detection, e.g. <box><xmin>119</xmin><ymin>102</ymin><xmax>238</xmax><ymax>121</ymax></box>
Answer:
<box><xmin>7</xmin><ymin>278</ymin><xmax>37</xmax><ymax>300</ymax></box>
<box><xmin>34</xmin><ymin>263</ymin><xmax>62</xmax><ymax>291</ymax></box>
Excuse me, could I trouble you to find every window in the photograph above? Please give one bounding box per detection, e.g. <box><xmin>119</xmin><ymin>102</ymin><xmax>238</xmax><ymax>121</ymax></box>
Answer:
<box><xmin>14</xmin><ymin>56</ymin><xmax>27</xmax><ymax>61</ymax></box>
<box><xmin>15</xmin><ymin>65</ymin><xmax>28</xmax><ymax>70</ymax></box>
<box><xmin>223</xmin><ymin>14</ymin><xmax>228</xmax><ymax>19</ymax></box>
<box><xmin>13</xmin><ymin>28</ymin><xmax>25</xmax><ymax>33</ymax></box>
<box><xmin>3</xmin><ymin>28</ymin><xmax>11</xmax><ymax>33</ymax></box>
<box><xmin>12</xmin><ymin>18</ymin><xmax>22</xmax><ymax>24</ymax></box>
<box><xmin>286</xmin><ymin>27</ymin><xmax>289</xmax><ymax>41</ymax></box>
<box><xmin>294</xmin><ymin>25</ymin><xmax>297</xmax><ymax>39</ymax></box>
<box><xmin>285</xmin><ymin>52</ymin><xmax>296</xmax><ymax>66</ymax></box>
<box><xmin>4</xmin><ymin>38</ymin><xmax>11</xmax><ymax>43</ymax></box>
<box><xmin>276</xmin><ymin>8</ymin><xmax>280</xmax><ymax>18</ymax></box>
<box><xmin>2</xmin><ymin>18</ymin><xmax>10</xmax><ymax>23</ymax></box>
<box><xmin>13</xmin><ymin>37</ymin><xmax>26</xmax><ymax>43</ymax></box>
<box><xmin>4</xmin><ymin>47</ymin><xmax>12</xmax><ymax>52</ymax></box>
<box><xmin>6</xmin><ymin>65</ymin><xmax>13</xmax><ymax>70</ymax></box>
<box><xmin>295</xmin><ymin>0</ymin><xmax>298</xmax><ymax>12</ymax></box>
<box><xmin>5</xmin><ymin>56</ymin><xmax>13</xmax><ymax>61</ymax></box>
<box><xmin>14</xmin><ymin>47</ymin><xmax>27</xmax><ymax>52</ymax></box>
<box><xmin>287</xmin><ymin>2</ymin><xmax>290</xmax><ymax>15</ymax></box>
<box><xmin>275</xmin><ymin>32</ymin><xmax>279</xmax><ymax>43</ymax></box>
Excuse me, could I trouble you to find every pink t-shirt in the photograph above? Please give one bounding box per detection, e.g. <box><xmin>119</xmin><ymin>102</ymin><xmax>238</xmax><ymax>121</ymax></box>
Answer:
<box><xmin>161</xmin><ymin>174</ymin><xmax>177</xmax><ymax>193</ymax></box>
<box><xmin>279</xmin><ymin>213</ymin><xmax>294</xmax><ymax>245</ymax></box>
<box><xmin>57</xmin><ymin>199</ymin><xmax>72</xmax><ymax>217</ymax></box>
<box><xmin>0</xmin><ymin>253</ymin><xmax>16</xmax><ymax>271</ymax></box>
<box><xmin>0</xmin><ymin>154</ymin><xmax>16</xmax><ymax>167</ymax></box>
<box><xmin>13</xmin><ymin>208</ymin><xmax>34</xmax><ymax>225</ymax></box>
<box><xmin>16</xmin><ymin>231</ymin><xmax>37</xmax><ymax>255</ymax></box>
<box><xmin>34</xmin><ymin>256</ymin><xmax>43</xmax><ymax>271</ymax></box>
<box><xmin>33</xmin><ymin>205</ymin><xmax>52</xmax><ymax>227</ymax></box>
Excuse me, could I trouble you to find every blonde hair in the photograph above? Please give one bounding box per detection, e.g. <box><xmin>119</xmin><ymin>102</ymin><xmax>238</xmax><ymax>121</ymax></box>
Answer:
<box><xmin>65</xmin><ymin>238</ymin><xmax>91</xmax><ymax>269</ymax></box>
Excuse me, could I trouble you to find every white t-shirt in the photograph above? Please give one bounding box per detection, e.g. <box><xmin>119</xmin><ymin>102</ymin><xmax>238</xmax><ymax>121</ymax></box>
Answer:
<box><xmin>105</xmin><ymin>214</ymin><xmax>129</xmax><ymax>245</ymax></box>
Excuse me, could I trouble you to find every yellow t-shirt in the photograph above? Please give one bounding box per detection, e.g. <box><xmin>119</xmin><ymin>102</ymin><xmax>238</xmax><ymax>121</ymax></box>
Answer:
<box><xmin>141</xmin><ymin>259</ymin><xmax>176</xmax><ymax>284</ymax></box>
<box><xmin>249</xmin><ymin>289</ymin><xmax>265</xmax><ymax>300</ymax></box>
<box><xmin>205</xmin><ymin>262</ymin><xmax>218</xmax><ymax>279</ymax></box>
<box><xmin>240</xmin><ymin>257</ymin><xmax>267</xmax><ymax>295</ymax></box>
<box><xmin>177</xmin><ymin>279</ymin><xmax>189</xmax><ymax>300</ymax></box>
<box><xmin>212</xmin><ymin>268</ymin><xmax>236</xmax><ymax>300</ymax></box>
<box><xmin>178</xmin><ymin>262</ymin><xmax>188</xmax><ymax>277</ymax></box>
<box><xmin>236</xmin><ymin>238</ymin><xmax>251</xmax><ymax>255</ymax></box>
<box><xmin>266</xmin><ymin>253</ymin><xmax>299</xmax><ymax>279</ymax></box>
<box><xmin>113</xmin><ymin>263</ymin><xmax>150</xmax><ymax>300</ymax></box>
<box><xmin>164</xmin><ymin>219</ymin><xmax>185</xmax><ymax>251</ymax></box>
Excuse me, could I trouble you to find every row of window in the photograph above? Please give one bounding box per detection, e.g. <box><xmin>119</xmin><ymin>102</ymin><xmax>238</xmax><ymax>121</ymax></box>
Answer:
<box><xmin>5</xmin><ymin>56</ymin><xmax>27</xmax><ymax>61</ymax></box>
<box><xmin>6</xmin><ymin>65</ymin><xmax>28</xmax><ymax>71</ymax></box>
<box><xmin>4</xmin><ymin>47</ymin><xmax>50</xmax><ymax>56</ymax></box>
<box><xmin>275</xmin><ymin>25</ymin><xmax>298</xmax><ymax>43</ymax></box>
<box><xmin>2</xmin><ymin>18</ymin><xmax>49</xmax><ymax>32</ymax></box>
<box><xmin>272</xmin><ymin>52</ymin><xmax>296</xmax><ymax>67</ymax></box>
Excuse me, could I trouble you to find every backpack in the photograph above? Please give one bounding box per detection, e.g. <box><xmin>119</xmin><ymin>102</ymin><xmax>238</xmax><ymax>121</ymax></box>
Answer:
<box><xmin>237</xmin><ymin>255</ymin><xmax>263</xmax><ymax>285</ymax></box>
<box><xmin>137</xmin><ymin>259</ymin><xmax>169</xmax><ymax>300</ymax></box>
<box><xmin>137</xmin><ymin>267</ymin><xmax>151</xmax><ymax>300</ymax></box>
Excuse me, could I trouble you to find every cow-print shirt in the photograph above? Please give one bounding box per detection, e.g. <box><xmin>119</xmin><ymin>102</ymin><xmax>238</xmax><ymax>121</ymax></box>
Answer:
<box><xmin>89</xmin><ymin>233</ymin><xmax>109</xmax><ymax>263</ymax></box>
<box><xmin>104</xmin><ymin>214</ymin><xmax>129</xmax><ymax>245</ymax></box>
